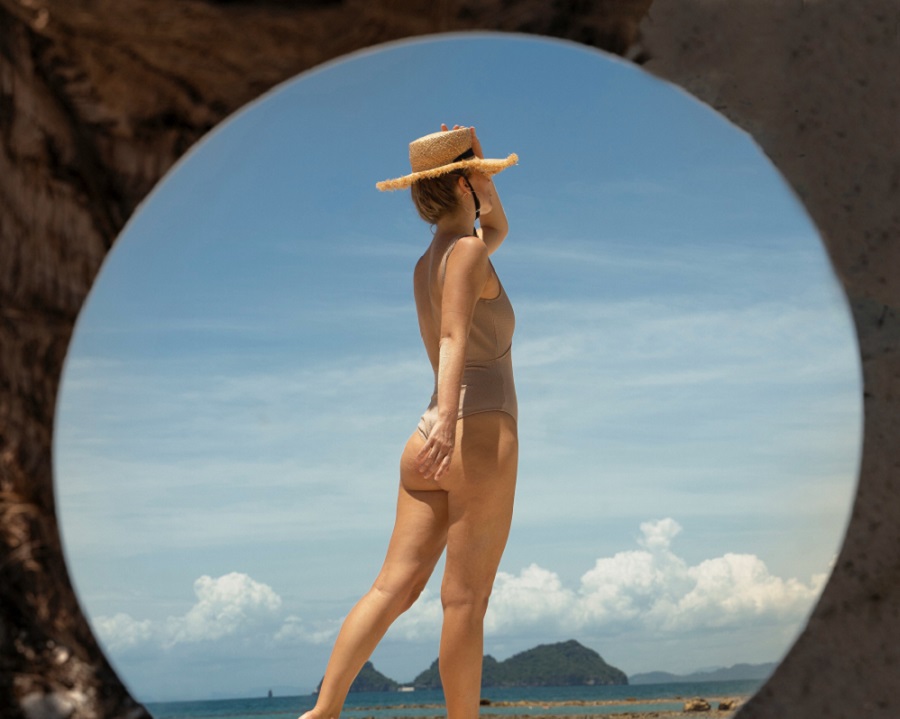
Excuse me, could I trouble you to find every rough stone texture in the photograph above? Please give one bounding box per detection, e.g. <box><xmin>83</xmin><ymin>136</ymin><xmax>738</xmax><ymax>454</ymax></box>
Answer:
<box><xmin>641</xmin><ymin>4</ymin><xmax>900</xmax><ymax>717</ymax></box>
<box><xmin>0</xmin><ymin>1</ymin><xmax>653</xmax><ymax>716</ymax></box>
<box><xmin>0</xmin><ymin>0</ymin><xmax>897</xmax><ymax>717</ymax></box>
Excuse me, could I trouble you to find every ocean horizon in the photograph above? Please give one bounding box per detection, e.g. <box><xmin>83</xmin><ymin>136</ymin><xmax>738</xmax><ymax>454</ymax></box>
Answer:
<box><xmin>146</xmin><ymin>680</ymin><xmax>762</xmax><ymax>719</ymax></box>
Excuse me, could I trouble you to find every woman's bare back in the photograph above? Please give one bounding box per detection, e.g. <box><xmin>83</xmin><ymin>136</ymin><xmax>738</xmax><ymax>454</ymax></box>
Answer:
<box><xmin>413</xmin><ymin>233</ymin><xmax>502</xmax><ymax>374</ymax></box>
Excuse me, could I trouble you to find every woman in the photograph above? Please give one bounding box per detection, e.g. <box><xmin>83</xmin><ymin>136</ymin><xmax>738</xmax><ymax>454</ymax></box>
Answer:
<box><xmin>300</xmin><ymin>124</ymin><xmax>519</xmax><ymax>719</ymax></box>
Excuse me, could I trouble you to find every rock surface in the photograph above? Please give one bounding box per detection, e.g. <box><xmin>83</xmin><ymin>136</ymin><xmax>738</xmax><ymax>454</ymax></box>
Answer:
<box><xmin>642</xmin><ymin>6</ymin><xmax>900</xmax><ymax>719</ymax></box>
<box><xmin>2</xmin><ymin>1</ymin><xmax>900</xmax><ymax>718</ymax></box>
<box><xmin>683</xmin><ymin>697</ymin><xmax>711</xmax><ymax>712</ymax></box>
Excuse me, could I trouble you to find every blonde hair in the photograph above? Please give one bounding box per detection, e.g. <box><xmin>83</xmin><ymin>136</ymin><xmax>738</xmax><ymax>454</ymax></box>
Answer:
<box><xmin>410</xmin><ymin>171</ymin><xmax>467</xmax><ymax>225</ymax></box>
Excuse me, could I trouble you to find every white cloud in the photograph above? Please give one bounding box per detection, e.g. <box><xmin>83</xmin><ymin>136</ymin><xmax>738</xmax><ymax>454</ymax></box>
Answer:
<box><xmin>164</xmin><ymin>572</ymin><xmax>282</xmax><ymax>646</ymax></box>
<box><xmin>637</xmin><ymin>518</ymin><xmax>682</xmax><ymax>551</ymax></box>
<box><xmin>274</xmin><ymin>615</ymin><xmax>340</xmax><ymax>645</ymax></box>
<box><xmin>391</xmin><ymin>519</ymin><xmax>825</xmax><ymax>641</ymax></box>
<box><xmin>93</xmin><ymin>523</ymin><xmax>828</xmax><ymax>666</ymax></box>
<box><xmin>93</xmin><ymin>613</ymin><xmax>153</xmax><ymax>653</ymax></box>
<box><xmin>661</xmin><ymin>554</ymin><xmax>828</xmax><ymax>632</ymax></box>
<box><xmin>485</xmin><ymin>564</ymin><xmax>575</xmax><ymax>633</ymax></box>
<box><xmin>94</xmin><ymin>572</ymin><xmax>284</xmax><ymax>651</ymax></box>
<box><xmin>387</xmin><ymin>588</ymin><xmax>443</xmax><ymax>641</ymax></box>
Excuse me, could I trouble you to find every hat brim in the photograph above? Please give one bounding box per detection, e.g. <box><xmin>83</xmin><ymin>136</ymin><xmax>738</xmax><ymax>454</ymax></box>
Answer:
<box><xmin>376</xmin><ymin>154</ymin><xmax>518</xmax><ymax>192</ymax></box>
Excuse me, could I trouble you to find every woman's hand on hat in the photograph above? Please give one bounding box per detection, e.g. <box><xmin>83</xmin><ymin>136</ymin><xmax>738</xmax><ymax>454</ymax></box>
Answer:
<box><xmin>469</xmin><ymin>127</ymin><xmax>484</xmax><ymax>159</ymax></box>
<box><xmin>440</xmin><ymin>123</ymin><xmax>484</xmax><ymax>159</ymax></box>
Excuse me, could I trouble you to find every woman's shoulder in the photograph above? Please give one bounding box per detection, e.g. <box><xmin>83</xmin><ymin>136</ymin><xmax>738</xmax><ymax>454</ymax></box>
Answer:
<box><xmin>444</xmin><ymin>234</ymin><xmax>489</xmax><ymax>269</ymax></box>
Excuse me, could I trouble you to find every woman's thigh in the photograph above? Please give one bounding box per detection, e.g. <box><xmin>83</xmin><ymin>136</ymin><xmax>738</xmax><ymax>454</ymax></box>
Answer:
<box><xmin>373</xmin><ymin>481</ymin><xmax>448</xmax><ymax>595</ymax></box>
<box><xmin>396</xmin><ymin>413</ymin><xmax>518</xmax><ymax>590</ymax></box>
<box><xmin>442</xmin><ymin>412</ymin><xmax>519</xmax><ymax>592</ymax></box>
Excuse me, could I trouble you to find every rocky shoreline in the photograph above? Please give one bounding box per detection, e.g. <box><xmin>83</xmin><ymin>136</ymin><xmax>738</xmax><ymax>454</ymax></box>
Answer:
<box><xmin>348</xmin><ymin>694</ymin><xmax>747</xmax><ymax>718</ymax></box>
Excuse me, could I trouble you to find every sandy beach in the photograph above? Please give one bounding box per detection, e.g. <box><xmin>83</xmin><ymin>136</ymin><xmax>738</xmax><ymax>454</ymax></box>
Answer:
<box><xmin>347</xmin><ymin>695</ymin><xmax>747</xmax><ymax>719</ymax></box>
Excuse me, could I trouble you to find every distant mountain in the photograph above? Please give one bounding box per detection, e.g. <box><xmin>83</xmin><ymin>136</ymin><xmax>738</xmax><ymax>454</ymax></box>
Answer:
<box><xmin>316</xmin><ymin>661</ymin><xmax>400</xmax><ymax>693</ymax></box>
<box><xmin>414</xmin><ymin>640</ymin><xmax>628</xmax><ymax>688</ymax></box>
<box><xmin>629</xmin><ymin>662</ymin><xmax>777</xmax><ymax>685</ymax></box>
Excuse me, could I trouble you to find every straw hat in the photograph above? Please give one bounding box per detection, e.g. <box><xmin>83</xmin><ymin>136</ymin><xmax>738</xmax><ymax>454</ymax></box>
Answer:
<box><xmin>376</xmin><ymin>128</ymin><xmax>518</xmax><ymax>191</ymax></box>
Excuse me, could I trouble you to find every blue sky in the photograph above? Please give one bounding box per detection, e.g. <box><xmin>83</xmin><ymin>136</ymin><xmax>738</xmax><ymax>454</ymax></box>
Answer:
<box><xmin>54</xmin><ymin>34</ymin><xmax>861</xmax><ymax>702</ymax></box>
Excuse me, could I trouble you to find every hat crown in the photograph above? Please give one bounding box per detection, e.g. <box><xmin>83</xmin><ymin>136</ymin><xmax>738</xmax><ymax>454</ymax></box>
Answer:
<box><xmin>409</xmin><ymin>128</ymin><xmax>472</xmax><ymax>173</ymax></box>
<box><xmin>376</xmin><ymin>128</ymin><xmax>517</xmax><ymax>191</ymax></box>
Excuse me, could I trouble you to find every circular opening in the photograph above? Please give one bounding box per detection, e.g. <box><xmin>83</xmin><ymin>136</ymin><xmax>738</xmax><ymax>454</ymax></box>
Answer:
<box><xmin>54</xmin><ymin>34</ymin><xmax>861</xmax><ymax>705</ymax></box>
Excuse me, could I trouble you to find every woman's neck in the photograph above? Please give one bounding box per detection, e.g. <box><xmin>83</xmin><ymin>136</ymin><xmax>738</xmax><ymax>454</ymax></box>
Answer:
<box><xmin>434</xmin><ymin>207</ymin><xmax>476</xmax><ymax>239</ymax></box>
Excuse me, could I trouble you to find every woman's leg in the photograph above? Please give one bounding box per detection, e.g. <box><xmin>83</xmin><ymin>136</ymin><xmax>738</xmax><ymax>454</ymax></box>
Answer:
<box><xmin>301</xmin><ymin>436</ymin><xmax>448</xmax><ymax>719</ymax></box>
<box><xmin>438</xmin><ymin>413</ymin><xmax>518</xmax><ymax>719</ymax></box>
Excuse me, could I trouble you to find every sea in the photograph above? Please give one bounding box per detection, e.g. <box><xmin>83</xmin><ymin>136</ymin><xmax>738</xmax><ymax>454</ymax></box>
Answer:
<box><xmin>146</xmin><ymin>681</ymin><xmax>762</xmax><ymax>719</ymax></box>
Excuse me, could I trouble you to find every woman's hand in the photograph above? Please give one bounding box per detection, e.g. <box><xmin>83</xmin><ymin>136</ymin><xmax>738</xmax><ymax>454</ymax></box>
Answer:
<box><xmin>440</xmin><ymin>123</ymin><xmax>484</xmax><ymax>159</ymax></box>
<box><xmin>415</xmin><ymin>415</ymin><xmax>456</xmax><ymax>482</ymax></box>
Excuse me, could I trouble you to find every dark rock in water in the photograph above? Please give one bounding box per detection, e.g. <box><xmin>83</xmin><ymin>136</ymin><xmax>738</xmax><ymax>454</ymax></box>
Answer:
<box><xmin>718</xmin><ymin>698</ymin><xmax>739</xmax><ymax>710</ymax></box>
<box><xmin>413</xmin><ymin>639</ymin><xmax>628</xmax><ymax>688</ymax></box>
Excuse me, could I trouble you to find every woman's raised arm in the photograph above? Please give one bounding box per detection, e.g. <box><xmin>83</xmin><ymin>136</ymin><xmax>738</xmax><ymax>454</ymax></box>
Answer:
<box><xmin>464</xmin><ymin>125</ymin><xmax>509</xmax><ymax>254</ymax></box>
<box><xmin>439</xmin><ymin>124</ymin><xmax>510</xmax><ymax>254</ymax></box>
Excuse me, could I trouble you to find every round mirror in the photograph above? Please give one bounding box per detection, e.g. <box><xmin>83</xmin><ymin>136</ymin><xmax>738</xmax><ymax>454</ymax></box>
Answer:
<box><xmin>55</xmin><ymin>34</ymin><xmax>861</xmax><ymax>704</ymax></box>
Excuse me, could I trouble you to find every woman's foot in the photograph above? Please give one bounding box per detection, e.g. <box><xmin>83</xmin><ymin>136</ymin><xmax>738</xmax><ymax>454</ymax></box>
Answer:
<box><xmin>298</xmin><ymin>708</ymin><xmax>336</xmax><ymax>719</ymax></box>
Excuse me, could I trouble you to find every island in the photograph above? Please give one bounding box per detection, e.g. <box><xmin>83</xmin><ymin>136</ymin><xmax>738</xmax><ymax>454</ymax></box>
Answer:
<box><xmin>413</xmin><ymin>640</ymin><xmax>628</xmax><ymax>689</ymax></box>
<box><xmin>316</xmin><ymin>661</ymin><xmax>399</xmax><ymax>693</ymax></box>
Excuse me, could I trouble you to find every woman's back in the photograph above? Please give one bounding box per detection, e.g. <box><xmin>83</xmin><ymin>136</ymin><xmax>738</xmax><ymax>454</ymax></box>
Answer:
<box><xmin>413</xmin><ymin>234</ymin><xmax>517</xmax><ymax>441</ymax></box>
<box><xmin>413</xmin><ymin>234</ymin><xmax>506</xmax><ymax>374</ymax></box>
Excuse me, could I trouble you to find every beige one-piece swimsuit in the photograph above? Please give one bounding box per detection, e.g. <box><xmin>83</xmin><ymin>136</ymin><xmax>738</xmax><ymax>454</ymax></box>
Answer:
<box><xmin>416</xmin><ymin>242</ymin><xmax>517</xmax><ymax>439</ymax></box>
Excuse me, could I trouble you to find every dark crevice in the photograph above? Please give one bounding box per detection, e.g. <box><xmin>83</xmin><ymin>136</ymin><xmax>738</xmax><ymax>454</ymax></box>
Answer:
<box><xmin>29</xmin><ymin>34</ymin><xmax>128</xmax><ymax>248</ymax></box>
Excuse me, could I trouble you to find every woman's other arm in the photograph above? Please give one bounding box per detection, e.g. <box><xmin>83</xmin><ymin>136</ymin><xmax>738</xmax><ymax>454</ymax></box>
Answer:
<box><xmin>478</xmin><ymin>173</ymin><xmax>509</xmax><ymax>255</ymax></box>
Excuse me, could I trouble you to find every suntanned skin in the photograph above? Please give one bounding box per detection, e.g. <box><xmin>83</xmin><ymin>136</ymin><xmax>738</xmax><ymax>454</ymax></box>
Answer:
<box><xmin>299</xmin><ymin>125</ymin><xmax>517</xmax><ymax>719</ymax></box>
